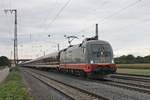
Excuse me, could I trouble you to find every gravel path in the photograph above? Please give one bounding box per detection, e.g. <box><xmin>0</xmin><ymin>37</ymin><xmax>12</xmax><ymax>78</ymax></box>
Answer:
<box><xmin>21</xmin><ymin>69</ymin><xmax>72</xmax><ymax>100</ymax></box>
<box><xmin>0</xmin><ymin>67</ymin><xmax>9</xmax><ymax>83</ymax></box>
<box><xmin>28</xmin><ymin>68</ymin><xmax>150</xmax><ymax>100</ymax></box>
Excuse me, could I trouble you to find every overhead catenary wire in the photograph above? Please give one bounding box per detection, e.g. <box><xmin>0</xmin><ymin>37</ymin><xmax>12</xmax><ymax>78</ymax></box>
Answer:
<box><xmin>78</xmin><ymin>0</ymin><xmax>142</xmax><ymax>34</ymax></box>
<box><xmin>29</xmin><ymin>0</ymin><xmax>72</xmax><ymax>52</ymax></box>
<box><xmin>30</xmin><ymin>0</ymin><xmax>142</xmax><ymax>42</ymax></box>
<box><xmin>17</xmin><ymin>0</ymin><xmax>72</xmax><ymax>45</ymax></box>
<box><xmin>48</xmin><ymin>0</ymin><xmax>72</xmax><ymax>27</ymax></box>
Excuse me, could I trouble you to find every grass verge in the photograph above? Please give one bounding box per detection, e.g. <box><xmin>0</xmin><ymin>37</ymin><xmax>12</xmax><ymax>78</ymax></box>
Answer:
<box><xmin>117</xmin><ymin>68</ymin><xmax>150</xmax><ymax>76</ymax></box>
<box><xmin>117</xmin><ymin>64</ymin><xmax>150</xmax><ymax>69</ymax></box>
<box><xmin>0</xmin><ymin>67</ymin><xmax>32</xmax><ymax>100</ymax></box>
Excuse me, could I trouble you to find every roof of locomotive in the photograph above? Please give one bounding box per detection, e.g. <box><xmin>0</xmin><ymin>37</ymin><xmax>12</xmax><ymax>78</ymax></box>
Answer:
<box><xmin>60</xmin><ymin>39</ymin><xmax>111</xmax><ymax>51</ymax></box>
<box><xmin>84</xmin><ymin>39</ymin><xmax>110</xmax><ymax>44</ymax></box>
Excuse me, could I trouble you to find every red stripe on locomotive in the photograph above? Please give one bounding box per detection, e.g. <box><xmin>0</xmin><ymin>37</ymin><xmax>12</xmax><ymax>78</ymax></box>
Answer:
<box><xmin>60</xmin><ymin>63</ymin><xmax>116</xmax><ymax>73</ymax></box>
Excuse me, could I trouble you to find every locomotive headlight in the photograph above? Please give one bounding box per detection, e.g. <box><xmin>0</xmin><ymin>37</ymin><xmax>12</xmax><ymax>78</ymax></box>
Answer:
<box><xmin>90</xmin><ymin>60</ymin><xmax>94</xmax><ymax>64</ymax></box>
<box><xmin>112</xmin><ymin>59</ymin><xmax>114</xmax><ymax>64</ymax></box>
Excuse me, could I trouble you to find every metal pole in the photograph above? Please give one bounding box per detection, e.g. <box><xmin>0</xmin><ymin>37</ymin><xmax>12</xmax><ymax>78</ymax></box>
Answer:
<box><xmin>95</xmin><ymin>24</ymin><xmax>98</xmax><ymax>40</ymax></box>
<box><xmin>4</xmin><ymin>9</ymin><xmax>18</xmax><ymax>66</ymax></box>
<box><xmin>57</xmin><ymin>44</ymin><xmax>60</xmax><ymax>51</ymax></box>
<box><xmin>14</xmin><ymin>10</ymin><xmax>18</xmax><ymax>65</ymax></box>
<box><xmin>48</xmin><ymin>34</ymin><xmax>60</xmax><ymax>52</ymax></box>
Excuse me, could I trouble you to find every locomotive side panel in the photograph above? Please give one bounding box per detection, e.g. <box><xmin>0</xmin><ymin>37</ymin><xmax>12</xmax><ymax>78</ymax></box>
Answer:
<box><xmin>59</xmin><ymin>44</ymin><xmax>87</xmax><ymax>70</ymax></box>
<box><xmin>60</xmin><ymin>45</ymin><xmax>86</xmax><ymax>64</ymax></box>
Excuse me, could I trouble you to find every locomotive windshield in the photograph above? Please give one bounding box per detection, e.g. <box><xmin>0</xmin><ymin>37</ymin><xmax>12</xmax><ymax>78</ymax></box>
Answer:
<box><xmin>90</xmin><ymin>44</ymin><xmax>112</xmax><ymax>64</ymax></box>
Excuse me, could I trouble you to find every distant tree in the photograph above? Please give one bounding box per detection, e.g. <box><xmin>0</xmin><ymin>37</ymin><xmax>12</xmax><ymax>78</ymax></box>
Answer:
<box><xmin>135</xmin><ymin>56</ymin><xmax>144</xmax><ymax>63</ymax></box>
<box><xmin>126</xmin><ymin>55</ymin><xmax>135</xmax><ymax>64</ymax></box>
<box><xmin>144</xmin><ymin>55</ymin><xmax>150</xmax><ymax>63</ymax></box>
<box><xmin>114</xmin><ymin>55</ymin><xmax>135</xmax><ymax>64</ymax></box>
<box><xmin>114</xmin><ymin>54</ymin><xmax>150</xmax><ymax>64</ymax></box>
<box><xmin>0</xmin><ymin>56</ymin><xmax>11</xmax><ymax>67</ymax></box>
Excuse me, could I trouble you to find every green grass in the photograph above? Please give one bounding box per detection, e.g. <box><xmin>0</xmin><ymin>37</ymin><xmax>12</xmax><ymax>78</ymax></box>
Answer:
<box><xmin>117</xmin><ymin>68</ymin><xmax>150</xmax><ymax>76</ymax></box>
<box><xmin>117</xmin><ymin>64</ymin><xmax>150</xmax><ymax>69</ymax></box>
<box><xmin>0</xmin><ymin>67</ymin><xmax>32</xmax><ymax>100</ymax></box>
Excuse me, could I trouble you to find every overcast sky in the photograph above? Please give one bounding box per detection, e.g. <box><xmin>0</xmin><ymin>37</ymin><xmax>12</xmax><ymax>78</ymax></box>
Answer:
<box><xmin>0</xmin><ymin>0</ymin><xmax>150</xmax><ymax>59</ymax></box>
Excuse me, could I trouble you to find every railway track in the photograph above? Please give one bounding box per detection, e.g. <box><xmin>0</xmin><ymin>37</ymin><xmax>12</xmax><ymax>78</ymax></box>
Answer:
<box><xmin>116</xmin><ymin>73</ymin><xmax>150</xmax><ymax>77</ymax></box>
<box><xmin>70</xmin><ymin>73</ymin><xmax>150</xmax><ymax>94</ymax></box>
<box><xmin>98</xmin><ymin>79</ymin><xmax>150</xmax><ymax>94</ymax></box>
<box><xmin>108</xmin><ymin>78</ymin><xmax>150</xmax><ymax>89</ymax></box>
<box><xmin>110</xmin><ymin>73</ymin><xmax>150</xmax><ymax>82</ymax></box>
<box><xmin>96</xmin><ymin>73</ymin><xmax>150</xmax><ymax>94</ymax></box>
<box><xmin>23</xmin><ymin>69</ymin><xmax>109</xmax><ymax>100</ymax></box>
<box><xmin>55</xmin><ymin>71</ymin><xmax>150</xmax><ymax>94</ymax></box>
<box><xmin>22</xmin><ymin>68</ymin><xmax>150</xmax><ymax>98</ymax></box>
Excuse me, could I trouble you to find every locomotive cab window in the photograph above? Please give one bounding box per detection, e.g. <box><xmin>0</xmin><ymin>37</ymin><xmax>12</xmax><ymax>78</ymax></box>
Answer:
<box><xmin>90</xmin><ymin>44</ymin><xmax>112</xmax><ymax>63</ymax></box>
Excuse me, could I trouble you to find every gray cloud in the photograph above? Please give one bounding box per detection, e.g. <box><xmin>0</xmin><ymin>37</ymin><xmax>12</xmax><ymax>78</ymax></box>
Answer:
<box><xmin>0</xmin><ymin>0</ymin><xmax>150</xmax><ymax>58</ymax></box>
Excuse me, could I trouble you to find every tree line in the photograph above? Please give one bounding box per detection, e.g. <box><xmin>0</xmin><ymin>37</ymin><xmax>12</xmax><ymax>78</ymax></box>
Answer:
<box><xmin>114</xmin><ymin>55</ymin><xmax>150</xmax><ymax>64</ymax></box>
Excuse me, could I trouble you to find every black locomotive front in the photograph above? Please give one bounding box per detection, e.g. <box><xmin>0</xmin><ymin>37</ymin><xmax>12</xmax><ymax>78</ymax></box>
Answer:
<box><xmin>85</xmin><ymin>40</ymin><xmax>116</xmax><ymax>76</ymax></box>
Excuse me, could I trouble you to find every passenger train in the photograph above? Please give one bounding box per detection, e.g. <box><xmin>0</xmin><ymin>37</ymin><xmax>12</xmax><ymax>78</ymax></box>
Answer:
<box><xmin>21</xmin><ymin>36</ymin><xmax>117</xmax><ymax>78</ymax></box>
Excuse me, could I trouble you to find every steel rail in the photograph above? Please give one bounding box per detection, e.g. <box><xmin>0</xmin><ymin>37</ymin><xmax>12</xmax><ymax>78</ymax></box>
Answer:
<box><xmin>116</xmin><ymin>73</ymin><xmax>150</xmax><ymax>77</ymax></box>
<box><xmin>107</xmin><ymin>78</ymin><xmax>150</xmax><ymax>89</ymax></box>
<box><xmin>111</xmin><ymin>74</ymin><xmax>150</xmax><ymax>82</ymax></box>
<box><xmin>23</xmin><ymin>71</ymin><xmax>74</xmax><ymax>100</ymax></box>
<box><xmin>97</xmin><ymin>80</ymin><xmax>150</xmax><ymax>94</ymax></box>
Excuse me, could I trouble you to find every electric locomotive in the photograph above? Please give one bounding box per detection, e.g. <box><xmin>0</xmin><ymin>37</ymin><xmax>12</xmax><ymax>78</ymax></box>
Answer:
<box><xmin>59</xmin><ymin>37</ymin><xmax>116</xmax><ymax>77</ymax></box>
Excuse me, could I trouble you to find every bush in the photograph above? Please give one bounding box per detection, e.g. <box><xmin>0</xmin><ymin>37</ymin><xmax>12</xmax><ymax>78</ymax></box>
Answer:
<box><xmin>0</xmin><ymin>56</ymin><xmax>10</xmax><ymax>67</ymax></box>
